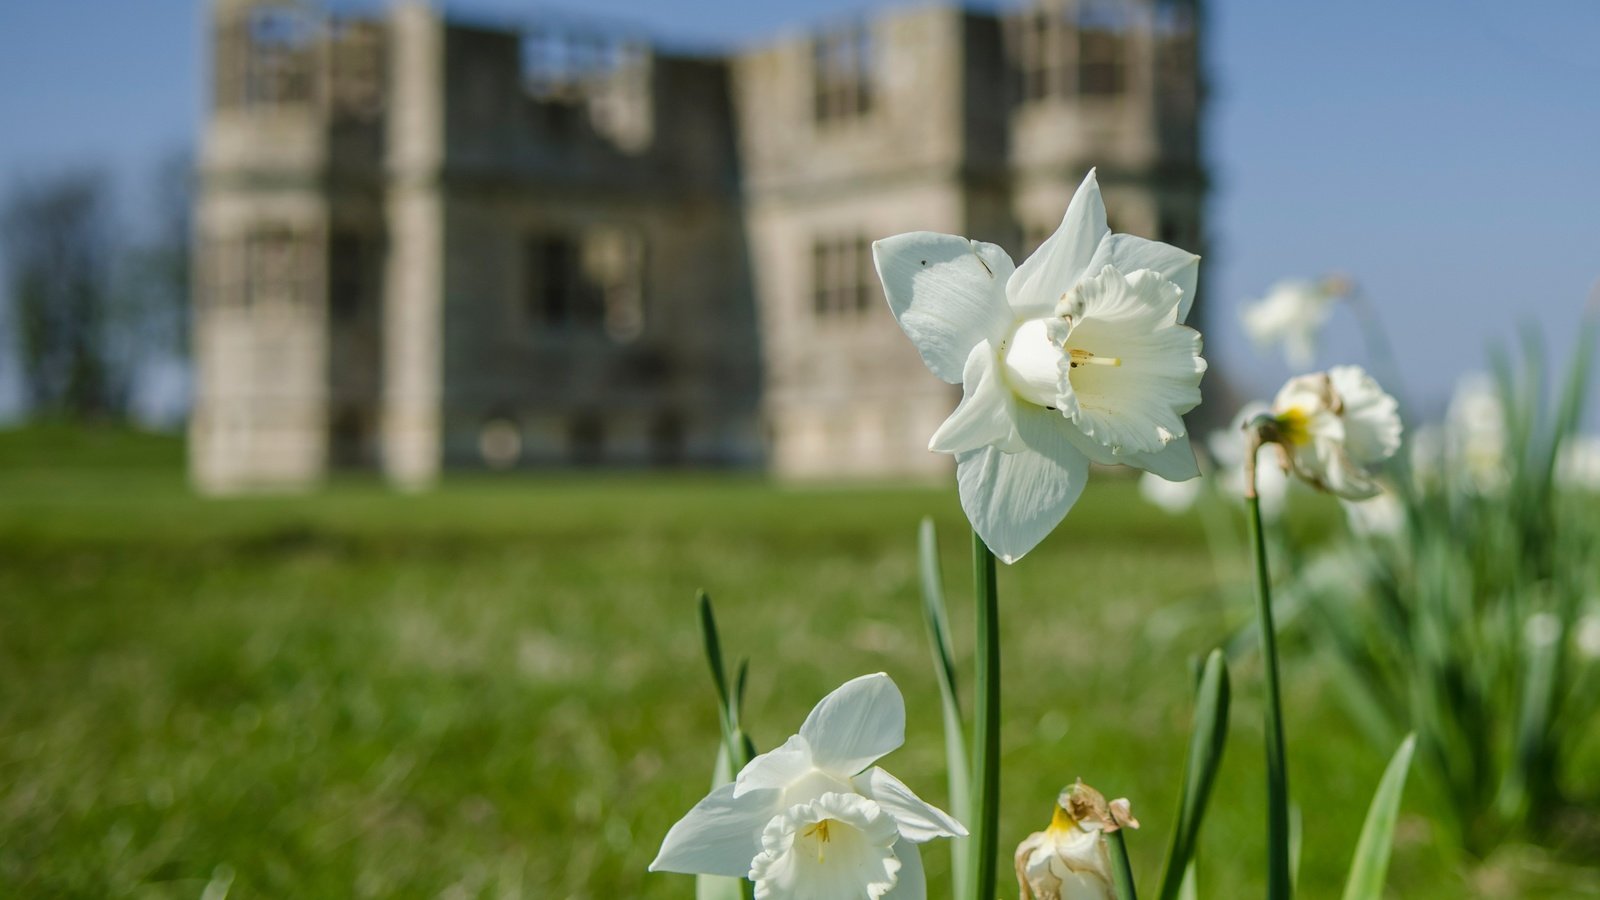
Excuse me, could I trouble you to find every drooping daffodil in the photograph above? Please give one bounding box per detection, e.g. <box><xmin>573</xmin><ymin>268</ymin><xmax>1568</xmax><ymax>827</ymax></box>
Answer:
<box><xmin>1014</xmin><ymin>781</ymin><xmax>1137</xmax><ymax>900</ymax></box>
<box><xmin>650</xmin><ymin>673</ymin><xmax>965</xmax><ymax>900</ymax></box>
<box><xmin>875</xmin><ymin>169</ymin><xmax>1207</xmax><ymax>563</ymax></box>
<box><xmin>1240</xmin><ymin>276</ymin><xmax>1348</xmax><ymax>369</ymax></box>
<box><xmin>1260</xmin><ymin>365</ymin><xmax>1402</xmax><ymax>500</ymax></box>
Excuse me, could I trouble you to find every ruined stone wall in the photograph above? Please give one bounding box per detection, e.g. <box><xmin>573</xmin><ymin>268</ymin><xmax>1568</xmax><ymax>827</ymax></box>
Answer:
<box><xmin>193</xmin><ymin>0</ymin><xmax>388</xmax><ymax>492</ymax></box>
<box><xmin>193</xmin><ymin>0</ymin><xmax>1205</xmax><ymax>489</ymax></box>
<box><xmin>424</xmin><ymin>17</ymin><xmax>759</xmax><ymax>473</ymax></box>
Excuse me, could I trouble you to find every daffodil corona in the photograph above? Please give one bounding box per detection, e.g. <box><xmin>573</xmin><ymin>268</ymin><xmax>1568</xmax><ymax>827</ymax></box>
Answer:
<box><xmin>1260</xmin><ymin>365</ymin><xmax>1402</xmax><ymax>499</ymax></box>
<box><xmin>650</xmin><ymin>674</ymin><xmax>964</xmax><ymax>900</ymax></box>
<box><xmin>876</xmin><ymin>170</ymin><xmax>1207</xmax><ymax>563</ymax></box>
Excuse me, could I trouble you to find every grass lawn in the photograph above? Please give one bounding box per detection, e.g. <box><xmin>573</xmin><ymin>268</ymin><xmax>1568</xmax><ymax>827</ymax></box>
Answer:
<box><xmin>0</xmin><ymin>425</ymin><xmax>1593</xmax><ymax>898</ymax></box>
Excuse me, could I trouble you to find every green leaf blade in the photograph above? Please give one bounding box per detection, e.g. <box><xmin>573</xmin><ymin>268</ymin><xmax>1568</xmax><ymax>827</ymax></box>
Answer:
<box><xmin>1157</xmin><ymin>649</ymin><xmax>1231</xmax><ymax>900</ymax></box>
<box><xmin>918</xmin><ymin>517</ymin><xmax>971</xmax><ymax>897</ymax></box>
<box><xmin>1340</xmin><ymin>734</ymin><xmax>1418</xmax><ymax>900</ymax></box>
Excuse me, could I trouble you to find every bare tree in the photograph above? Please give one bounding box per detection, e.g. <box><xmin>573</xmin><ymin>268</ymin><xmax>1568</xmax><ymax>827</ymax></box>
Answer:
<box><xmin>1</xmin><ymin>169</ymin><xmax>121</xmax><ymax>418</ymax></box>
<box><xmin>124</xmin><ymin>150</ymin><xmax>193</xmax><ymax>361</ymax></box>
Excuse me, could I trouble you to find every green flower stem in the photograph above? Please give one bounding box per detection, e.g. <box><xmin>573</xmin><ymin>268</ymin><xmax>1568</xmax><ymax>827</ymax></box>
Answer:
<box><xmin>968</xmin><ymin>532</ymin><xmax>1001</xmax><ymax>900</ymax></box>
<box><xmin>1107</xmin><ymin>829</ymin><xmax>1139</xmax><ymax>900</ymax></box>
<box><xmin>1245</xmin><ymin>446</ymin><xmax>1292</xmax><ymax>900</ymax></box>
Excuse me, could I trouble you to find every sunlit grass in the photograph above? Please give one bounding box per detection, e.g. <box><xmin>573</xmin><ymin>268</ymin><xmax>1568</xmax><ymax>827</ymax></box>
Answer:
<box><xmin>0</xmin><ymin>426</ymin><xmax>1591</xmax><ymax>897</ymax></box>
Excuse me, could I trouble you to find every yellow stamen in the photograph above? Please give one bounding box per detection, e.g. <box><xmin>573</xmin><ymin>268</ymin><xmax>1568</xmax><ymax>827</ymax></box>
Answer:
<box><xmin>804</xmin><ymin>819</ymin><xmax>832</xmax><ymax>862</ymax></box>
<box><xmin>1069</xmin><ymin>348</ymin><xmax>1122</xmax><ymax>368</ymax></box>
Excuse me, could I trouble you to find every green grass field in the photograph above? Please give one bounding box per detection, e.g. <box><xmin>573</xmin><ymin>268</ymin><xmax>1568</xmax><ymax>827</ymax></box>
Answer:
<box><xmin>0</xmin><ymin>426</ymin><xmax>1594</xmax><ymax>898</ymax></box>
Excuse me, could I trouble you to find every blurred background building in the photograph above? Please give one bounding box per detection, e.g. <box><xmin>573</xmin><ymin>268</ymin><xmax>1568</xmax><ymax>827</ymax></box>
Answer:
<box><xmin>191</xmin><ymin>0</ymin><xmax>1205</xmax><ymax>492</ymax></box>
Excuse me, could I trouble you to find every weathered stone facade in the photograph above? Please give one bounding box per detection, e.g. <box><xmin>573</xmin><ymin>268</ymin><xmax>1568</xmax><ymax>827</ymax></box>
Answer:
<box><xmin>191</xmin><ymin>0</ymin><xmax>1205</xmax><ymax>492</ymax></box>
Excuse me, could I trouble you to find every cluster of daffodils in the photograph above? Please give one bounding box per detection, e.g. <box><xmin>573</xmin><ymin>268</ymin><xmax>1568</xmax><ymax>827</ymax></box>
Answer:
<box><xmin>651</xmin><ymin>171</ymin><xmax>1419</xmax><ymax>900</ymax></box>
<box><xmin>651</xmin><ymin>674</ymin><xmax>964</xmax><ymax>899</ymax></box>
<box><xmin>1014</xmin><ymin>781</ymin><xmax>1136</xmax><ymax>900</ymax></box>
<box><xmin>874</xmin><ymin>170</ymin><xmax>1206</xmax><ymax>563</ymax></box>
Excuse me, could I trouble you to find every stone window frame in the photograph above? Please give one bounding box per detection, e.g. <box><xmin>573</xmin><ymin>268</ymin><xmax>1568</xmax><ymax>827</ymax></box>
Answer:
<box><xmin>242</xmin><ymin>226</ymin><xmax>316</xmax><ymax>311</ymax></box>
<box><xmin>214</xmin><ymin>5</ymin><xmax>319</xmax><ymax>111</ymax></box>
<box><xmin>810</xmin><ymin>235</ymin><xmax>877</xmax><ymax>319</ymax></box>
<box><xmin>326</xmin><ymin>17</ymin><xmax>386</xmax><ymax>122</ymax></box>
<box><xmin>524</xmin><ymin>233</ymin><xmax>598</xmax><ymax>330</ymax></box>
<box><xmin>1009</xmin><ymin>0</ymin><xmax>1132</xmax><ymax>105</ymax></box>
<box><xmin>327</xmin><ymin>231</ymin><xmax>377</xmax><ymax>322</ymax></box>
<box><xmin>812</xmin><ymin>23</ymin><xmax>875</xmax><ymax>125</ymax></box>
<box><xmin>522</xmin><ymin>227</ymin><xmax>648</xmax><ymax>341</ymax></box>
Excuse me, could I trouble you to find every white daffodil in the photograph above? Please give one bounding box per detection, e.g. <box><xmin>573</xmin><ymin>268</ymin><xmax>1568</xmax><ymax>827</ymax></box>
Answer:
<box><xmin>875</xmin><ymin>169</ymin><xmax>1206</xmax><ymax>563</ymax></box>
<box><xmin>1445</xmin><ymin>372</ymin><xmax>1508</xmax><ymax>492</ymax></box>
<box><xmin>1241</xmin><ymin>277</ymin><xmax>1346</xmax><ymax>368</ymax></box>
<box><xmin>1014</xmin><ymin>782</ymin><xmax>1136</xmax><ymax>900</ymax></box>
<box><xmin>650</xmin><ymin>673</ymin><xmax>964</xmax><ymax>900</ymax></box>
<box><xmin>1576</xmin><ymin>610</ymin><xmax>1600</xmax><ymax>660</ymax></box>
<box><xmin>1266</xmin><ymin>365</ymin><xmax>1402</xmax><ymax>500</ymax></box>
<box><xmin>1557</xmin><ymin>435</ymin><xmax>1600</xmax><ymax>492</ymax></box>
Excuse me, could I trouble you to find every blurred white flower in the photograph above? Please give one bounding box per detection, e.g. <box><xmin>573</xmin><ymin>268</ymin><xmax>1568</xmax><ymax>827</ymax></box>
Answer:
<box><xmin>1557</xmin><ymin>435</ymin><xmax>1600</xmax><ymax>491</ymax></box>
<box><xmin>1524</xmin><ymin>612</ymin><xmax>1561</xmax><ymax>649</ymax></box>
<box><xmin>1139</xmin><ymin>469</ymin><xmax>1203</xmax><ymax>514</ymax></box>
<box><xmin>1341</xmin><ymin>490</ymin><xmax>1405</xmax><ymax>537</ymax></box>
<box><xmin>1407</xmin><ymin>422</ymin><xmax>1445</xmax><ymax>487</ymax></box>
<box><xmin>1445</xmin><ymin>373</ymin><xmax>1508</xmax><ymax>492</ymax></box>
<box><xmin>1208</xmin><ymin>403</ymin><xmax>1289</xmax><ymax>517</ymax></box>
<box><xmin>651</xmin><ymin>674</ymin><xmax>964</xmax><ymax>900</ymax></box>
<box><xmin>1013</xmin><ymin>782</ymin><xmax>1134</xmax><ymax>900</ymax></box>
<box><xmin>1576</xmin><ymin>612</ymin><xmax>1600</xmax><ymax>659</ymax></box>
<box><xmin>875</xmin><ymin>169</ymin><xmax>1205</xmax><ymax>562</ymax></box>
<box><xmin>1267</xmin><ymin>365</ymin><xmax>1402</xmax><ymax>499</ymax></box>
<box><xmin>1241</xmin><ymin>277</ymin><xmax>1345</xmax><ymax>368</ymax></box>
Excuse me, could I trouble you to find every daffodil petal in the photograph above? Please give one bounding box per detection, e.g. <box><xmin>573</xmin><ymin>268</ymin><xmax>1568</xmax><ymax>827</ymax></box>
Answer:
<box><xmin>651</xmin><ymin>782</ymin><xmax>782</xmax><ymax>878</ymax></box>
<box><xmin>1057</xmin><ymin>268</ymin><xmax>1204</xmax><ymax>455</ymax></box>
<box><xmin>929</xmin><ymin>342</ymin><xmax>1021</xmax><ymax>454</ymax></box>
<box><xmin>955</xmin><ymin>405</ymin><xmax>1091</xmax><ymax>564</ymax></box>
<box><xmin>1327</xmin><ymin>365</ymin><xmax>1403</xmax><ymax>464</ymax></box>
<box><xmin>798</xmin><ymin>673</ymin><xmax>906</xmax><ymax>776</ymax></box>
<box><xmin>882</xmin><ymin>840</ymin><xmax>926</xmax><ymax>900</ymax></box>
<box><xmin>1061</xmin><ymin>412</ymin><xmax>1201</xmax><ymax>480</ymax></box>
<box><xmin>733</xmin><ymin>734</ymin><xmax>815</xmax><ymax>798</ymax></box>
<box><xmin>853</xmin><ymin>767</ymin><xmax>967</xmax><ymax>842</ymax></box>
<box><xmin>874</xmin><ymin>233</ymin><xmax>1014</xmax><ymax>384</ymax></box>
<box><xmin>1121</xmin><ymin>434</ymin><xmax>1202</xmax><ymax>481</ymax></box>
<box><xmin>1007</xmin><ymin>169</ymin><xmax>1109</xmax><ymax>318</ymax></box>
<box><xmin>1088</xmin><ymin>232</ymin><xmax>1202</xmax><ymax>323</ymax></box>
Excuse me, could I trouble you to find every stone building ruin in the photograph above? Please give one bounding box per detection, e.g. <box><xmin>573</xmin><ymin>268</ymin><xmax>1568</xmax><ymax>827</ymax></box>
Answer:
<box><xmin>191</xmin><ymin>0</ymin><xmax>1206</xmax><ymax>491</ymax></box>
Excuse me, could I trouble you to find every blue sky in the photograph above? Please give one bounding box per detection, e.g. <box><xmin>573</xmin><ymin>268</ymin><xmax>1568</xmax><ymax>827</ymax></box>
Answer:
<box><xmin>1</xmin><ymin>0</ymin><xmax>1597</xmax><ymax>422</ymax></box>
